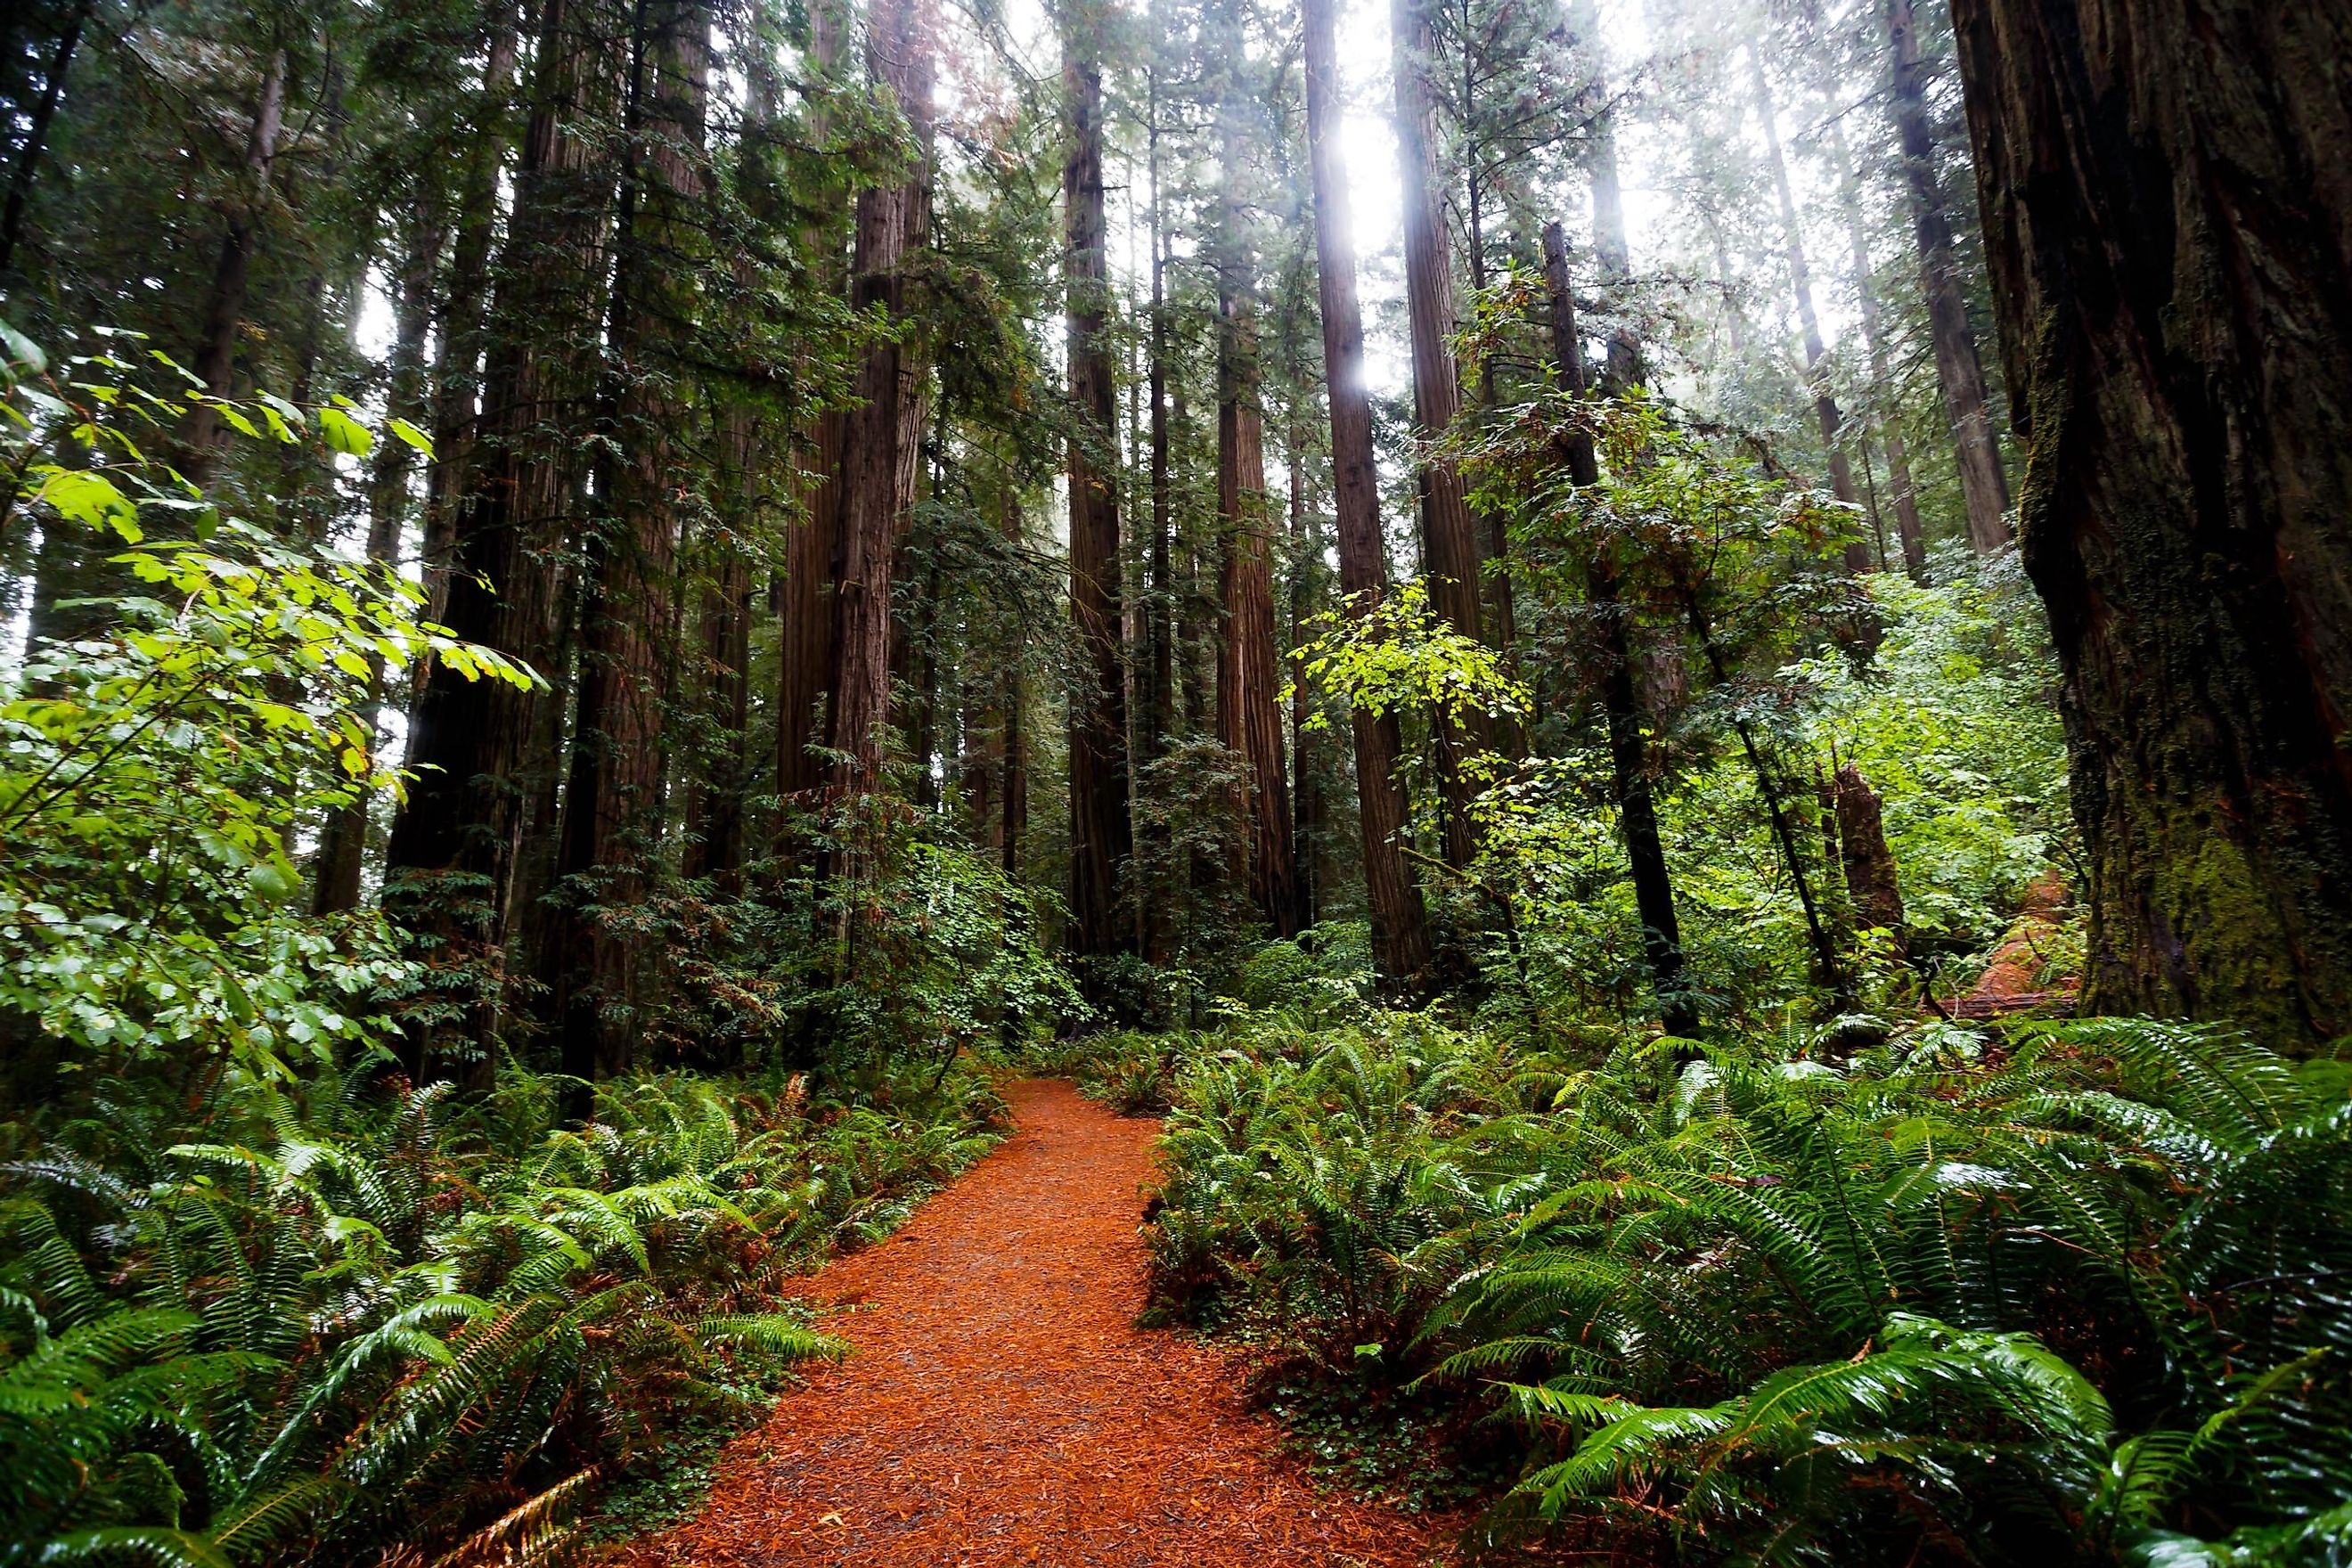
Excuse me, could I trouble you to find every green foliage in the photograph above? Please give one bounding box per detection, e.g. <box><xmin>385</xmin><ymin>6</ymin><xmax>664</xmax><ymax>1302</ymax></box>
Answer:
<box><xmin>0</xmin><ymin>331</ymin><xmax>532</xmax><ymax>1092</ymax></box>
<box><xmin>0</xmin><ymin>1059</ymin><xmax>1004</xmax><ymax>1566</ymax></box>
<box><xmin>1143</xmin><ymin>1009</ymin><xmax>2352</xmax><ymax>1564</ymax></box>
<box><xmin>1790</xmin><ymin>547</ymin><xmax>2071</xmax><ymax>956</ymax></box>
<box><xmin>1292</xmin><ymin>579</ymin><xmax>1531</xmax><ymax>733</ymax></box>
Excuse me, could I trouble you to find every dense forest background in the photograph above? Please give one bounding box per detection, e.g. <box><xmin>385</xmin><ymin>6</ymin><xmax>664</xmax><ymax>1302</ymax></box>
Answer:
<box><xmin>2</xmin><ymin>0</ymin><xmax>2348</xmax><ymax>1563</ymax></box>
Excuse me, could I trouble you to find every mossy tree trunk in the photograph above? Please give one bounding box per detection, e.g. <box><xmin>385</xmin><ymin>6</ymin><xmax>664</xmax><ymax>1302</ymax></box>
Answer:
<box><xmin>1952</xmin><ymin>0</ymin><xmax>2352</xmax><ymax>1046</ymax></box>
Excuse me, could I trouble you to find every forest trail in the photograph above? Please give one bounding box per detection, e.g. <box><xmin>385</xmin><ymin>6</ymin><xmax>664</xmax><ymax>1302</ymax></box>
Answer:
<box><xmin>613</xmin><ymin>1080</ymin><xmax>1458</xmax><ymax>1568</ymax></box>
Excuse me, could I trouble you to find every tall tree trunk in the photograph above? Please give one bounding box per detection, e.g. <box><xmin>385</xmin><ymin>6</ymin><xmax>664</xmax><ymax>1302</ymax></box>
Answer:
<box><xmin>1543</xmin><ymin>221</ymin><xmax>1698</xmax><ymax>1038</ymax></box>
<box><xmin>1950</xmin><ymin>0</ymin><xmax>2352</xmax><ymax>1046</ymax></box>
<box><xmin>1061</xmin><ymin>0</ymin><xmax>1133</xmax><ymax>959</ymax></box>
<box><xmin>1889</xmin><ymin>0</ymin><xmax>2012</xmax><ymax>552</ymax></box>
<box><xmin>1143</xmin><ymin>61</ymin><xmax>1174</xmax><ymax>775</ymax></box>
<box><xmin>421</xmin><ymin>4</ymin><xmax>521</xmax><ymax>627</ymax></box>
<box><xmin>1176</xmin><ymin>391</ymin><xmax>1213</xmax><ymax>739</ymax></box>
<box><xmin>684</xmin><ymin>492</ymin><xmax>752</xmax><ymax>887</ymax></box>
<box><xmin>314</xmin><ymin>213</ymin><xmax>441</xmax><ymax>914</ymax></box>
<box><xmin>0</xmin><ymin>0</ymin><xmax>87</xmax><ymax>282</ymax></box>
<box><xmin>1139</xmin><ymin>69</ymin><xmax>1175</xmax><ymax>963</ymax></box>
<box><xmin>1000</xmin><ymin>486</ymin><xmax>1029</xmax><ymax>879</ymax></box>
<box><xmin>1216</xmin><ymin>257</ymin><xmax>1303</xmax><ymax>938</ymax></box>
<box><xmin>1303</xmin><ymin>0</ymin><xmax>1432</xmax><ymax>991</ymax></box>
<box><xmin>1567</xmin><ymin>0</ymin><xmax>1644</xmax><ymax>393</ymax></box>
<box><xmin>546</xmin><ymin>0</ymin><xmax>708</xmax><ymax>1084</ymax></box>
<box><xmin>1390</xmin><ymin>0</ymin><xmax>1486</xmax><ymax>868</ymax></box>
<box><xmin>771</xmin><ymin>0</ymin><xmax>846</xmax><ymax>853</ymax></box>
<box><xmin>384</xmin><ymin>0</ymin><xmax>611</xmax><ymax>1082</ymax></box>
<box><xmin>181</xmin><ymin>46</ymin><xmax>288</xmax><ymax>478</ymax></box>
<box><xmin>1828</xmin><ymin>116</ymin><xmax>1927</xmax><ymax>579</ymax></box>
<box><xmin>1287</xmin><ymin>414</ymin><xmax>1323</xmax><ymax>932</ymax></box>
<box><xmin>1748</xmin><ymin>45</ymin><xmax>1867</xmax><ymax>571</ymax></box>
<box><xmin>827</xmin><ymin>0</ymin><xmax>930</xmax><ymax>794</ymax></box>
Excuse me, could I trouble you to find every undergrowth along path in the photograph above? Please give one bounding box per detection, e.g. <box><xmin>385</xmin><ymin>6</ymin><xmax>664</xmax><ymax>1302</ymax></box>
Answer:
<box><xmin>615</xmin><ymin>1079</ymin><xmax>1456</xmax><ymax>1567</ymax></box>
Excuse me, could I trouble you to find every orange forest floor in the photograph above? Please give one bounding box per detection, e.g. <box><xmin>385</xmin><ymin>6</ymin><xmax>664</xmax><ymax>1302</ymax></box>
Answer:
<box><xmin>612</xmin><ymin>1079</ymin><xmax>1459</xmax><ymax>1567</ymax></box>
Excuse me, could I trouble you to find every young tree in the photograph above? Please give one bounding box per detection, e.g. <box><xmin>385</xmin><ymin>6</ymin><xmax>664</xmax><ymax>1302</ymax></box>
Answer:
<box><xmin>1952</xmin><ymin>0</ymin><xmax>2352</xmax><ymax>1046</ymax></box>
<box><xmin>314</xmin><ymin>212</ymin><xmax>439</xmax><ymax>914</ymax></box>
<box><xmin>1542</xmin><ymin>221</ymin><xmax>1698</xmax><ymax>1038</ymax></box>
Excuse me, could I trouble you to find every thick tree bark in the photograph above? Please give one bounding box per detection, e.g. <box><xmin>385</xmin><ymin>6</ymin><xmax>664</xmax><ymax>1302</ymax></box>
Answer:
<box><xmin>1889</xmin><ymin>0</ymin><xmax>2012</xmax><ymax>553</ymax></box>
<box><xmin>1828</xmin><ymin>115</ymin><xmax>1928</xmax><ymax>579</ymax></box>
<box><xmin>1543</xmin><ymin>222</ymin><xmax>1698</xmax><ymax>1038</ymax></box>
<box><xmin>1216</xmin><ymin>280</ymin><xmax>1304</xmax><ymax>938</ymax></box>
<box><xmin>1303</xmin><ymin>0</ymin><xmax>1432</xmax><ymax>991</ymax></box>
<box><xmin>828</xmin><ymin>0</ymin><xmax>931</xmax><ymax>793</ymax></box>
<box><xmin>1950</xmin><ymin>0</ymin><xmax>2352</xmax><ymax>1046</ymax></box>
<box><xmin>1002</xmin><ymin>668</ymin><xmax>1028</xmax><ymax>879</ymax></box>
<box><xmin>180</xmin><ymin>47</ymin><xmax>287</xmax><ymax>478</ymax></box>
<box><xmin>1176</xmin><ymin>404</ymin><xmax>1213</xmax><ymax>739</ymax></box>
<box><xmin>1749</xmin><ymin>46</ymin><xmax>1869</xmax><ymax>572</ymax></box>
<box><xmin>1390</xmin><ymin>0</ymin><xmax>1487</xmax><ymax>868</ymax></box>
<box><xmin>1062</xmin><ymin>0</ymin><xmax>1133</xmax><ymax>959</ymax></box>
<box><xmin>777</xmin><ymin>402</ymin><xmax>844</xmax><ymax>799</ymax></box>
<box><xmin>314</xmin><ymin>214</ymin><xmax>441</xmax><ymax>914</ymax></box>
<box><xmin>384</xmin><ymin>0</ymin><xmax>610</xmax><ymax>1080</ymax></box>
<box><xmin>769</xmin><ymin>0</ymin><xmax>846</xmax><ymax>853</ymax></box>
<box><xmin>544</xmin><ymin>0</ymin><xmax>708</xmax><ymax>1083</ymax></box>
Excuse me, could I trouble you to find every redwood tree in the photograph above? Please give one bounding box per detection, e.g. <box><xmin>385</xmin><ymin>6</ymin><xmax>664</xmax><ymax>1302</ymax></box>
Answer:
<box><xmin>1215</xmin><ymin>237</ymin><xmax>1303</xmax><ymax>937</ymax></box>
<box><xmin>384</xmin><ymin>0</ymin><xmax>611</xmax><ymax>1078</ymax></box>
<box><xmin>1062</xmin><ymin>0</ymin><xmax>1134</xmax><ymax>959</ymax></box>
<box><xmin>1890</xmin><ymin>0</ymin><xmax>2011</xmax><ymax>553</ymax></box>
<box><xmin>1303</xmin><ymin>0</ymin><xmax>1432</xmax><ymax>990</ymax></box>
<box><xmin>1390</xmin><ymin>0</ymin><xmax>1487</xmax><ymax>867</ymax></box>
<box><xmin>1951</xmin><ymin>0</ymin><xmax>2352</xmax><ymax>1045</ymax></box>
<box><xmin>828</xmin><ymin>0</ymin><xmax>932</xmax><ymax>791</ymax></box>
<box><xmin>543</xmin><ymin>0</ymin><xmax>708</xmax><ymax>1083</ymax></box>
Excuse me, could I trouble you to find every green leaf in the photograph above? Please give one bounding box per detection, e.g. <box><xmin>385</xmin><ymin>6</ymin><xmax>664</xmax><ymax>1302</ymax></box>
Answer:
<box><xmin>387</xmin><ymin>417</ymin><xmax>436</xmax><ymax>458</ymax></box>
<box><xmin>0</xmin><ymin>317</ymin><xmax>46</xmax><ymax>374</ymax></box>
<box><xmin>36</xmin><ymin>469</ymin><xmax>143</xmax><ymax>542</ymax></box>
<box><xmin>317</xmin><ymin>406</ymin><xmax>374</xmax><ymax>457</ymax></box>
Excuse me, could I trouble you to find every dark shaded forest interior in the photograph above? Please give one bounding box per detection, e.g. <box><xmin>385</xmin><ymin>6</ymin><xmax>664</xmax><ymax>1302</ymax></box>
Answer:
<box><xmin>2</xmin><ymin>0</ymin><xmax>2349</xmax><ymax>1564</ymax></box>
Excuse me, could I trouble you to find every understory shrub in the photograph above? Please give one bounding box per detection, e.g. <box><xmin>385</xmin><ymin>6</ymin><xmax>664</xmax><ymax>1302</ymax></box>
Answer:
<box><xmin>1144</xmin><ymin>1013</ymin><xmax>2352</xmax><ymax>1565</ymax></box>
<box><xmin>0</xmin><ymin>1058</ymin><xmax>1004</xmax><ymax>1567</ymax></box>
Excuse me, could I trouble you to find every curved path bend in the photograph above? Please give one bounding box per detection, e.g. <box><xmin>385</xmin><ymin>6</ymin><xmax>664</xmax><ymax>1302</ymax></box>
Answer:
<box><xmin>615</xmin><ymin>1079</ymin><xmax>1454</xmax><ymax>1568</ymax></box>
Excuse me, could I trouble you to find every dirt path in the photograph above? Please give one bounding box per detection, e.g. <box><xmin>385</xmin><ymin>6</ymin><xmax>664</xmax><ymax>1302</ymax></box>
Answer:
<box><xmin>615</xmin><ymin>1080</ymin><xmax>1456</xmax><ymax>1567</ymax></box>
